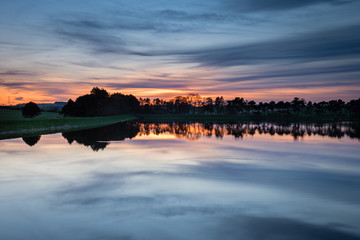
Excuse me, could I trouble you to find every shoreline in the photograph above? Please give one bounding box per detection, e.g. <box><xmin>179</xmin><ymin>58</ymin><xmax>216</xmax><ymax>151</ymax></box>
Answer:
<box><xmin>136</xmin><ymin>113</ymin><xmax>359</xmax><ymax>123</ymax></box>
<box><xmin>0</xmin><ymin>114</ymin><xmax>137</xmax><ymax>140</ymax></box>
<box><xmin>1</xmin><ymin>111</ymin><xmax>359</xmax><ymax>140</ymax></box>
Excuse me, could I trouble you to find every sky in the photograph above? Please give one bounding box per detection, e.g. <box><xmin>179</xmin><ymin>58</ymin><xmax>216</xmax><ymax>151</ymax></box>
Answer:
<box><xmin>0</xmin><ymin>0</ymin><xmax>359</xmax><ymax>105</ymax></box>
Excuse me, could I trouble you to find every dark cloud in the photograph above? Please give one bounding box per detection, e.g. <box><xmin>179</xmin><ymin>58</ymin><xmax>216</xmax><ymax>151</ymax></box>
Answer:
<box><xmin>57</xmin><ymin>18</ymin><xmax>158</xmax><ymax>31</ymax></box>
<box><xmin>58</xmin><ymin>171</ymin><xmax>156</xmax><ymax>196</ymax></box>
<box><xmin>53</xmin><ymin>7</ymin><xmax>259</xmax><ymax>57</ymax></box>
<box><xmin>57</xmin><ymin>28</ymin><xmax>152</xmax><ymax>56</ymax></box>
<box><xmin>157</xmin><ymin>206</ymin><xmax>225</xmax><ymax>217</ymax></box>
<box><xmin>156</xmin><ymin>9</ymin><xmax>262</xmax><ymax>26</ymax></box>
<box><xmin>59</xmin><ymin>19</ymin><xmax>107</xmax><ymax>30</ymax></box>
<box><xmin>222</xmin><ymin>0</ymin><xmax>356</xmax><ymax>12</ymax></box>
<box><xmin>57</xmin><ymin>29</ymin><xmax>123</xmax><ymax>55</ymax></box>
<box><xmin>62</xmin><ymin>196</ymin><xmax>155</xmax><ymax>207</ymax></box>
<box><xmin>180</xmin><ymin>24</ymin><xmax>360</xmax><ymax>67</ymax></box>
<box><xmin>70</xmin><ymin>61</ymin><xmax>134</xmax><ymax>71</ymax></box>
<box><xmin>219</xmin><ymin>215</ymin><xmax>360</xmax><ymax>240</ymax></box>
<box><xmin>54</xmin><ymin>9</ymin><xmax>201</xmax><ymax>42</ymax></box>
<box><xmin>58</xmin><ymin>20</ymin><xmax>360</xmax><ymax>68</ymax></box>
<box><xmin>183</xmin><ymin>160</ymin><xmax>360</xmax><ymax>204</ymax></box>
<box><xmin>158</xmin><ymin>9</ymin><xmax>227</xmax><ymax>21</ymax></box>
<box><xmin>55</xmin><ymin>16</ymin><xmax>155</xmax><ymax>56</ymax></box>
<box><xmin>0</xmin><ymin>81</ymin><xmax>31</xmax><ymax>89</ymax></box>
<box><xmin>0</xmin><ymin>70</ymin><xmax>37</xmax><ymax>76</ymax></box>
<box><xmin>15</xmin><ymin>97</ymin><xmax>23</xmax><ymax>101</ymax></box>
<box><xmin>215</xmin><ymin>64</ymin><xmax>360</xmax><ymax>82</ymax></box>
<box><xmin>210</xmin><ymin>81</ymin><xmax>358</xmax><ymax>93</ymax></box>
<box><xmin>103</xmin><ymin>80</ymin><xmax>189</xmax><ymax>89</ymax></box>
<box><xmin>85</xmin><ymin>234</ymin><xmax>133</xmax><ymax>240</ymax></box>
<box><xmin>0</xmin><ymin>79</ymin><xmax>85</xmax><ymax>96</ymax></box>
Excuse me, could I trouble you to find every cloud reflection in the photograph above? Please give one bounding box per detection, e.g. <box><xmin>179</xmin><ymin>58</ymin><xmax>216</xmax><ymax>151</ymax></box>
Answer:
<box><xmin>219</xmin><ymin>215</ymin><xmax>360</xmax><ymax>240</ymax></box>
<box><xmin>1</xmin><ymin>122</ymin><xmax>360</xmax><ymax>239</ymax></box>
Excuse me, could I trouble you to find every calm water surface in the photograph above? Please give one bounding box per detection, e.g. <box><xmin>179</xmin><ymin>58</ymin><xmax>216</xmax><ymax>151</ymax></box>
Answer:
<box><xmin>1</xmin><ymin>122</ymin><xmax>360</xmax><ymax>240</ymax></box>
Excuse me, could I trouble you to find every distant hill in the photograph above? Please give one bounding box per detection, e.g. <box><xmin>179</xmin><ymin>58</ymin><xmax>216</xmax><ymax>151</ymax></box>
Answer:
<box><xmin>11</xmin><ymin>102</ymin><xmax>67</xmax><ymax>112</ymax></box>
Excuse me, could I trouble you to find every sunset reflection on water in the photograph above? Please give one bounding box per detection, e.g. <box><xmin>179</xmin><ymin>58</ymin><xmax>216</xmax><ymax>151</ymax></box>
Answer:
<box><xmin>0</xmin><ymin>122</ymin><xmax>359</xmax><ymax>240</ymax></box>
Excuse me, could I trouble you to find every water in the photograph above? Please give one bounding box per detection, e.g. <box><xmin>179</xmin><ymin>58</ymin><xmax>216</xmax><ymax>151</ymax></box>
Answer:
<box><xmin>1</xmin><ymin>122</ymin><xmax>360</xmax><ymax>240</ymax></box>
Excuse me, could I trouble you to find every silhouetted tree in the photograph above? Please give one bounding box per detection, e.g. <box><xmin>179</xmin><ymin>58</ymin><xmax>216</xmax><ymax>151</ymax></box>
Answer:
<box><xmin>348</xmin><ymin>98</ymin><xmax>360</xmax><ymax>118</ymax></box>
<box><xmin>22</xmin><ymin>102</ymin><xmax>41</xmax><ymax>118</ymax></box>
<box><xmin>269</xmin><ymin>101</ymin><xmax>276</xmax><ymax>112</ymax></box>
<box><xmin>106</xmin><ymin>93</ymin><xmax>139</xmax><ymax>115</ymax></box>
<box><xmin>204</xmin><ymin>97</ymin><xmax>214</xmax><ymax>113</ymax></box>
<box><xmin>248</xmin><ymin>100</ymin><xmax>256</xmax><ymax>112</ymax></box>
<box><xmin>291</xmin><ymin>97</ymin><xmax>305</xmax><ymax>114</ymax></box>
<box><xmin>215</xmin><ymin>96</ymin><xmax>225</xmax><ymax>113</ymax></box>
<box><xmin>174</xmin><ymin>96</ymin><xmax>190</xmax><ymax>113</ymax></box>
<box><xmin>91</xmin><ymin>87</ymin><xmax>109</xmax><ymax>99</ymax></box>
<box><xmin>227</xmin><ymin>97</ymin><xmax>245</xmax><ymax>113</ymax></box>
<box><xmin>60</xmin><ymin>99</ymin><xmax>77</xmax><ymax>116</ymax></box>
<box><xmin>61</xmin><ymin>87</ymin><xmax>139</xmax><ymax>117</ymax></box>
<box><xmin>328</xmin><ymin>99</ymin><xmax>345</xmax><ymax>113</ymax></box>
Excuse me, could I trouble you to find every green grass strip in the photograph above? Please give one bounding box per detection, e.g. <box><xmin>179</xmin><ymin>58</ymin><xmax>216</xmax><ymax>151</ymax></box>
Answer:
<box><xmin>0</xmin><ymin>114</ymin><xmax>137</xmax><ymax>140</ymax></box>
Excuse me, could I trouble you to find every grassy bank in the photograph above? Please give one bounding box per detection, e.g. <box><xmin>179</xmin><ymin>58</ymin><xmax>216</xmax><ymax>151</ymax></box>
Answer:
<box><xmin>0</xmin><ymin>109</ymin><xmax>137</xmax><ymax>140</ymax></box>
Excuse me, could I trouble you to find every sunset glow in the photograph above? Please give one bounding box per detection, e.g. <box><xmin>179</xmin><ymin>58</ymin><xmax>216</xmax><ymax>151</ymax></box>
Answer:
<box><xmin>1</xmin><ymin>0</ymin><xmax>359</xmax><ymax>105</ymax></box>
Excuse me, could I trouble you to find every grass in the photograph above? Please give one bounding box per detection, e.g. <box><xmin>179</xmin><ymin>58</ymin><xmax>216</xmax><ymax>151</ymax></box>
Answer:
<box><xmin>0</xmin><ymin>108</ymin><xmax>60</xmax><ymax>119</ymax></box>
<box><xmin>0</xmin><ymin>109</ymin><xmax>137</xmax><ymax>140</ymax></box>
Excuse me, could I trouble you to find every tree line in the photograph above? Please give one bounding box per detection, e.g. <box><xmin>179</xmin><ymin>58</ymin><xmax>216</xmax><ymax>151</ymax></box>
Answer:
<box><xmin>60</xmin><ymin>87</ymin><xmax>360</xmax><ymax>117</ymax></box>
<box><xmin>19</xmin><ymin>87</ymin><xmax>359</xmax><ymax>118</ymax></box>
<box><xmin>137</xmin><ymin>95</ymin><xmax>360</xmax><ymax>121</ymax></box>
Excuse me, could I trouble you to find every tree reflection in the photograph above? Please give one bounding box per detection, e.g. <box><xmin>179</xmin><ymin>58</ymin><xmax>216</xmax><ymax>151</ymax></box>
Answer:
<box><xmin>58</xmin><ymin>121</ymin><xmax>359</xmax><ymax>151</ymax></box>
<box><xmin>137</xmin><ymin>122</ymin><xmax>360</xmax><ymax>140</ymax></box>
<box><xmin>62</xmin><ymin>122</ymin><xmax>140</xmax><ymax>151</ymax></box>
<box><xmin>22</xmin><ymin>135</ymin><xmax>41</xmax><ymax>146</ymax></box>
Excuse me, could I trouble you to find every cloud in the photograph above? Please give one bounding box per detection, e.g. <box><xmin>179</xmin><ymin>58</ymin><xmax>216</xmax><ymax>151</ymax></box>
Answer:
<box><xmin>183</xmin><ymin>160</ymin><xmax>360</xmax><ymax>204</ymax></box>
<box><xmin>219</xmin><ymin>215</ymin><xmax>360</xmax><ymax>240</ymax></box>
<box><xmin>57</xmin><ymin>171</ymin><xmax>155</xmax><ymax>197</ymax></box>
<box><xmin>57</xmin><ymin>17</ymin><xmax>159</xmax><ymax>32</ymax></box>
<box><xmin>55</xmin><ymin>14</ymin><xmax>156</xmax><ymax>56</ymax></box>
<box><xmin>15</xmin><ymin>97</ymin><xmax>23</xmax><ymax>101</ymax></box>
<box><xmin>222</xmin><ymin>0</ymin><xmax>356</xmax><ymax>12</ymax></box>
<box><xmin>0</xmin><ymin>70</ymin><xmax>37</xmax><ymax>76</ymax></box>
<box><xmin>215</xmin><ymin>64</ymin><xmax>360</xmax><ymax>82</ymax></box>
<box><xmin>103</xmin><ymin>80</ymin><xmax>189</xmax><ymax>89</ymax></box>
<box><xmin>53</xmin><ymin>6</ymin><xmax>259</xmax><ymax>57</ymax></box>
<box><xmin>69</xmin><ymin>61</ymin><xmax>134</xmax><ymax>71</ymax></box>
<box><xmin>57</xmin><ymin>18</ymin><xmax>360</xmax><ymax>68</ymax></box>
<box><xmin>0</xmin><ymin>79</ymin><xmax>87</xmax><ymax>96</ymax></box>
<box><xmin>158</xmin><ymin>9</ymin><xmax>227</xmax><ymax>22</ymax></box>
<box><xmin>178</xmin><ymin>24</ymin><xmax>360</xmax><ymax>67</ymax></box>
<box><xmin>57</xmin><ymin>28</ymin><xmax>153</xmax><ymax>56</ymax></box>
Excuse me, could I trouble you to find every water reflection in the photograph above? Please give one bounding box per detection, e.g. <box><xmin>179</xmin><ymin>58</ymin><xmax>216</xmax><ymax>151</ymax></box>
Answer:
<box><xmin>1</xmin><ymin>122</ymin><xmax>360</xmax><ymax>240</ymax></box>
<box><xmin>19</xmin><ymin>122</ymin><xmax>360</xmax><ymax>149</ymax></box>
<box><xmin>138</xmin><ymin>122</ymin><xmax>360</xmax><ymax>140</ymax></box>
<box><xmin>22</xmin><ymin>135</ymin><xmax>41</xmax><ymax>146</ymax></box>
<box><xmin>62</xmin><ymin>123</ymin><xmax>139</xmax><ymax>151</ymax></box>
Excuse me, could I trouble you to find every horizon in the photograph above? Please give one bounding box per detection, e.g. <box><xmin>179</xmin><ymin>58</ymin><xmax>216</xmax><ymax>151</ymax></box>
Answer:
<box><xmin>1</xmin><ymin>90</ymin><xmax>359</xmax><ymax>107</ymax></box>
<box><xmin>1</xmin><ymin>0</ymin><xmax>360</xmax><ymax>105</ymax></box>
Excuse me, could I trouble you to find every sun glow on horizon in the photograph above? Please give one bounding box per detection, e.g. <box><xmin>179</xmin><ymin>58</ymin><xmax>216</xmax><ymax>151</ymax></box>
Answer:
<box><xmin>1</xmin><ymin>83</ymin><xmax>360</xmax><ymax>106</ymax></box>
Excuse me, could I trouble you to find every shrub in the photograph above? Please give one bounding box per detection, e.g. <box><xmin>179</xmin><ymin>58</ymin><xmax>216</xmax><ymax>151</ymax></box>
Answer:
<box><xmin>22</xmin><ymin>102</ymin><xmax>41</xmax><ymax>118</ymax></box>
